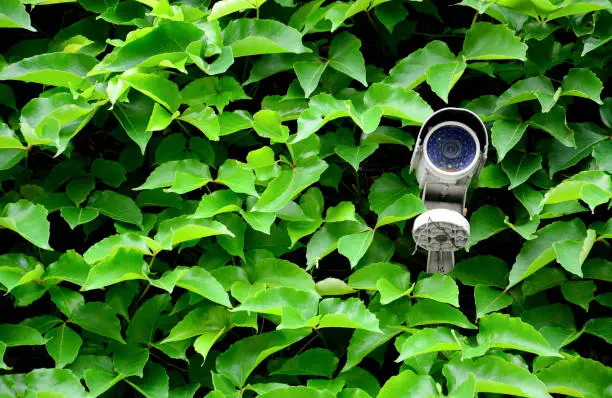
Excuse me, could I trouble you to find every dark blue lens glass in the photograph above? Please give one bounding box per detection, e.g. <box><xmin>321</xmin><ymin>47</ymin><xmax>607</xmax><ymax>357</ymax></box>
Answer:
<box><xmin>425</xmin><ymin>126</ymin><xmax>476</xmax><ymax>172</ymax></box>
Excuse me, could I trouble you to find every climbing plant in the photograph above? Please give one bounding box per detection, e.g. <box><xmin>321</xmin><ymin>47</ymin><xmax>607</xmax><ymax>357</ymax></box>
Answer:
<box><xmin>0</xmin><ymin>0</ymin><xmax>611</xmax><ymax>396</ymax></box>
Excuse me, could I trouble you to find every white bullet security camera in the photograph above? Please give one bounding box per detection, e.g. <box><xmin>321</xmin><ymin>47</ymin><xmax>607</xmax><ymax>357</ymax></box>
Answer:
<box><xmin>409</xmin><ymin>108</ymin><xmax>488</xmax><ymax>274</ymax></box>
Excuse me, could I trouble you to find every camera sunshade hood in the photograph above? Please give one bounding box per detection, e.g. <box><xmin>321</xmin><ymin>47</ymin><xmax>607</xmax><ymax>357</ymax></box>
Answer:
<box><xmin>410</xmin><ymin>107</ymin><xmax>489</xmax><ymax>184</ymax></box>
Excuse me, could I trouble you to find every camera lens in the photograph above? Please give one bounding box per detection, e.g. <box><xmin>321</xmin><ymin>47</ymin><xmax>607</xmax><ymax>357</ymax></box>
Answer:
<box><xmin>425</xmin><ymin>125</ymin><xmax>477</xmax><ymax>172</ymax></box>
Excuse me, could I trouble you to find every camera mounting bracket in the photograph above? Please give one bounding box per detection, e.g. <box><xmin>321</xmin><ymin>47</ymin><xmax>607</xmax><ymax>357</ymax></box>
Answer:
<box><xmin>410</xmin><ymin>108</ymin><xmax>488</xmax><ymax>274</ymax></box>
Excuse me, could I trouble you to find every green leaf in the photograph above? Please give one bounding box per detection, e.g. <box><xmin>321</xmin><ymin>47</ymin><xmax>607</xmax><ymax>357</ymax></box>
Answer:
<box><xmin>375</xmin><ymin>194</ymin><xmax>426</xmax><ymax>228</ymax></box>
<box><xmin>82</xmin><ymin>248</ymin><xmax>147</xmax><ymax>291</ymax></box>
<box><xmin>0</xmin><ymin>53</ymin><xmax>96</xmax><ymax>90</ymax></box>
<box><xmin>0</xmin><ymin>253</ymin><xmax>44</xmax><ymax>292</ymax></box>
<box><xmin>553</xmin><ymin>229</ymin><xmax>597</xmax><ymax>277</ymax></box>
<box><xmin>194</xmin><ymin>190</ymin><xmax>242</xmax><ymax>218</ymax></box>
<box><xmin>252</xmin><ymin>258</ymin><xmax>317</xmax><ymax>294</ymax></box>
<box><xmin>209</xmin><ymin>0</ymin><xmax>266</xmax><ymax>20</ymax></box>
<box><xmin>223</xmin><ymin>19</ymin><xmax>310</xmax><ymax>57</ymax></box>
<box><xmin>529</xmin><ymin>105</ymin><xmax>575</xmax><ymax>147</ymax></box>
<box><xmin>334</xmin><ymin>143</ymin><xmax>378</xmax><ymax>171</ymax></box>
<box><xmin>426</xmin><ymin>57</ymin><xmax>467</xmax><ymax>103</ymax></box>
<box><xmin>0</xmin><ymin>323</ymin><xmax>44</xmax><ymax>346</ymax></box>
<box><xmin>378</xmin><ymin>370</ymin><xmax>438</xmax><ymax>398</ymax></box>
<box><xmin>406</xmin><ymin>299</ymin><xmax>476</xmax><ymax>329</ymax></box>
<box><xmin>157</xmin><ymin>266</ymin><xmax>232</xmax><ymax>307</ymax></box>
<box><xmin>478</xmin><ymin>313</ymin><xmax>560</xmax><ymax>357</ymax></box>
<box><xmin>444</xmin><ymin>356</ymin><xmax>550</xmax><ymax>398</ymax></box>
<box><xmin>0</xmin><ymin>199</ymin><xmax>51</xmax><ymax>249</ymax></box>
<box><xmin>135</xmin><ymin>159</ymin><xmax>212</xmax><ymax>194</ymax></box>
<box><xmin>491</xmin><ymin>120</ymin><xmax>529</xmax><ymax>162</ymax></box>
<box><xmin>121</xmin><ymin>72</ymin><xmax>181</xmax><ymax>113</ymax></box>
<box><xmin>386</xmin><ymin>41</ymin><xmax>456</xmax><ymax>89</ymax></box>
<box><xmin>368</xmin><ymin>173</ymin><xmax>416</xmax><ymax>214</ymax></box>
<box><xmin>560</xmin><ymin>68</ymin><xmax>603</xmax><ymax>104</ymax></box>
<box><xmin>360</xmin><ymin>126</ymin><xmax>415</xmax><ymax>149</ymax></box>
<box><xmin>83</xmin><ymin>233</ymin><xmax>157</xmax><ymax>264</ymax></box>
<box><xmin>413</xmin><ymin>274</ymin><xmax>459</xmax><ymax>307</ymax></box>
<box><xmin>395</xmin><ymin>328</ymin><xmax>461</xmax><ymax>362</ymax></box>
<box><xmin>216</xmin><ymin>328</ymin><xmax>311</xmax><ymax>387</ymax></box>
<box><xmin>317</xmin><ymin>297</ymin><xmax>381</xmax><ymax>332</ymax></box>
<box><xmin>216</xmin><ymin>159</ymin><xmax>258</xmax><ymax>197</ymax></box>
<box><xmin>593</xmin><ymin>138</ymin><xmax>612</xmax><ymax>173</ymax></box>
<box><xmin>271</xmin><ymin>348</ymin><xmax>339</xmax><ymax>377</ymax></box>
<box><xmin>70</xmin><ymin>302</ymin><xmax>125</xmax><ymax>343</ymax></box>
<box><xmin>163</xmin><ymin>304</ymin><xmax>228</xmax><ymax>343</ymax></box>
<box><xmin>343</xmin><ymin>315</ymin><xmax>403</xmax><ymax>372</ymax></box>
<box><xmin>126</xmin><ymin>294</ymin><xmax>171</xmax><ymax>344</ymax></box>
<box><xmin>549</xmin><ymin>123</ymin><xmax>607</xmax><ymax>176</ymax></box>
<box><xmin>49</xmin><ymin>286</ymin><xmax>84</xmax><ymax>318</ymax></box>
<box><xmin>125</xmin><ymin>362</ymin><xmax>169</xmax><ymax>398</ymax></box>
<box><xmin>66</xmin><ymin>176</ymin><xmax>95</xmax><ymax>205</ymax></box>
<box><xmin>258</xmin><ymin>386</ymin><xmax>335</xmax><ymax>398</ymax></box>
<box><xmin>154</xmin><ymin>216</ymin><xmax>234</xmax><ymax>250</ymax></box>
<box><xmin>328</xmin><ymin>32</ymin><xmax>367</xmax><ymax>87</ymax></box>
<box><xmin>542</xmin><ymin>171</ymin><xmax>611</xmax><ymax>212</ymax></box>
<box><xmin>508</xmin><ymin>219</ymin><xmax>586</xmax><ymax>287</ymax></box>
<box><xmin>501</xmin><ymin>151</ymin><xmax>543</xmax><ymax>190</ymax></box>
<box><xmin>467</xmin><ymin>205</ymin><xmax>508</xmax><ymax>249</ymax></box>
<box><xmin>561</xmin><ymin>280</ymin><xmax>596</xmax><ymax>311</ymax></box>
<box><xmin>234</xmin><ymin>287</ymin><xmax>318</xmax><ymax>327</ymax></box>
<box><xmin>364</xmin><ymin>83</ymin><xmax>433</xmax><ymax>126</ymax></box>
<box><xmin>583</xmin><ymin>317</ymin><xmax>612</xmax><ymax>344</ymax></box>
<box><xmin>315</xmin><ymin>278</ymin><xmax>356</xmax><ymax>296</ymax></box>
<box><xmin>179</xmin><ymin>105</ymin><xmax>221</xmax><ymax>141</ymax></box>
<box><xmin>252</xmin><ymin>109</ymin><xmax>289</xmax><ymax>143</ymax></box>
<box><xmin>181</xmin><ymin>76</ymin><xmax>248</xmax><ymax>113</ymax></box>
<box><xmin>25</xmin><ymin>369</ymin><xmax>89</xmax><ymax>397</ymax></box>
<box><xmin>88</xmin><ymin>190</ymin><xmax>142</xmax><ymax>227</ymax></box>
<box><xmin>113</xmin><ymin>92</ymin><xmax>156</xmax><ymax>153</ymax></box>
<box><xmin>90</xmin><ymin>22</ymin><xmax>204</xmax><ymax>74</ymax></box>
<box><xmin>338</xmin><ymin>229</ymin><xmax>375</xmax><ymax>268</ymax></box>
<box><xmin>254</xmin><ymin>157</ymin><xmax>328</xmax><ymax>213</ymax></box>
<box><xmin>0</xmin><ymin>0</ymin><xmax>35</xmax><ymax>31</ymax></box>
<box><xmin>462</xmin><ymin>22</ymin><xmax>527</xmax><ymax>61</ymax></box>
<box><xmin>294</xmin><ymin>59</ymin><xmax>328</xmax><ymax>98</ymax></box>
<box><xmin>45</xmin><ymin>324</ymin><xmax>82</xmax><ymax>368</ymax></box>
<box><xmin>60</xmin><ymin>207</ymin><xmax>99</xmax><ymax>229</ymax></box>
<box><xmin>536</xmin><ymin>357</ymin><xmax>612</xmax><ymax>398</ymax></box>
<box><xmin>113</xmin><ymin>343</ymin><xmax>149</xmax><ymax>377</ymax></box>
<box><xmin>474</xmin><ymin>285</ymin><xmax>512</xmax><ymax>319</ymax></box>
<box><xmin>496</xmin><ymin>76</ymin><xmax>558</xmax><ymax>113</ymax></box>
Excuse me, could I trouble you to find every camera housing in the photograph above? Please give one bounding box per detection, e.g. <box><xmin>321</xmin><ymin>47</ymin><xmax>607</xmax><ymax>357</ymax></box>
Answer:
<box><xmin>409</xmin><ymin>108</ymin><xmax>488</xmax><ymax>274</ymax></box>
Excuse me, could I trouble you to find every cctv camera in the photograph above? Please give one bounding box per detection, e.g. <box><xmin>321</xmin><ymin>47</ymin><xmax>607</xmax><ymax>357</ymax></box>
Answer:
<box><xmin>409</xmin><ymin>108</ymin><xmax>488</xmax><ymax>274</ymax></box>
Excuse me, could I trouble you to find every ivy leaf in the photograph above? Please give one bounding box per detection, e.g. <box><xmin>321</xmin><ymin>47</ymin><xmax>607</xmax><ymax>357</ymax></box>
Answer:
<box><xmin>294</xmin><ymin>59</ymin><xmax>328</xmax><ymax>98</ymax></box>
<box><xmin>90</xmin><ymin>22</ymin><xmax>204</xmax><ymax>74</ymax></box>
<box><xmin>0</xmin><ymin>53</ymin><xmax>96</xmax><ymax>90</ymax></box>
<box><xmin>406</xmin><ymin>299</ymin><xmax>476</xmax><ymax>329</ymax></box>
<box><xmin>467</xmin><ymin>205</ymin><xmax>508</xmax><ymax>249</ymax></box>
<box><xmin>81</xmin><ymin>248</ymin><xmax>147</xmax><ymax>291</ymax></box>
<box><xmin>508</xmin><ymin>219</ymin><xmax>586</xmax><ymax>288</ymax></box>
<box><xmin>163</xmin><ymin>304</ymin><xmax>228</xmax><ymax>343</ymax></box>
<box><xmin>70</xmin><ymin>302</ymin><xmax>125</xmax><ymax>343</ymax></box>
<box><xmin>462</xmin><ymin>22</ymin><xmax>527</xmax><ymax>61</ymax></box>
<box><xmin>216</xmin><ymin>159</ymin><xmax>259</xmax><ymax>197</ymax></box>
<box><xmin>0</xmin><ymin>0</ymin><xmax>35</xmax><ymax>31</ymax></box>
<box><xmin>112</xmin><ymin>92</ymin><xmax>156</xmax><ymax>153</ymax></box>
<box><xmin>125</xmin><ymin>362</ymin><xmax>169</xmax><ymax>398</ymax></box>
<box><xmin>501</xmin><ymin>151</ymin><xmax>543</xmax><ymax>190</ymax></box>
<box><xmin>252</xmin><ymin>110</ymin><xmax>290</xmax><ymax>143</ymax></box>
<box><xmin>395</xmin><ymin>328</ymin><xmax>461</xmax><ymax>362</ymax></box>
<box><xmin>181</xmin><ymin>76</ymin><xmax>249</xmax><ymax>113</ymax></box>
<box><xmin>215</xmin><ymin>329</ymin><xmax>311</xmax><ymax>387</ymax></box>
<box><xmin>0</xmin><ymin>200</ymin><xmax>51</xmax><ymax>250</ymax></box>
<box><xmin>495</xmin><ymin>76</ymin><xmax>558</xmax><ymax>113</ymax></box>
<box><xmin>413</xmin><ymin>274</ymin><xmax>459</xmax><ymax>307</ymax></box>
<box><xmin>364</xmin><ymin>83</ymin><xmax>434</xmax><ymax>126</ymax></box>
<box><xmin>113</xmin><ymin>343</ymin><xmax>149</xmax><ymax>378</ymax></box>
<box><xmin>368</xmin><ymin>173</ymin><xmax>415</xmax><ymax>214</ymax></box>
<box><xmin>223</xmin><ymin>19</ymin><xmax>311</xmax><ymax>57</ymax></box>
<box><xmin>386</xmin><ymin>41</ymin><xmax>456</xmax><ymax>89</ymax></box>
<box><xmin>444</xmin><ymin>356</ymin><xmax>549</xmax><ymax>397</ymax></box>
<box><xmin>378</xmin><ymin>370</ymin><xmax>438</xmax><ymax>398</ymax></box>
<box><xmin>334</xmin><ymin>143</ymin><xmax>378</xmax><ymax>171</ymax></box>
<box><xmin>560</xmin><ymin>68</ymin><xmax>604</xmax><ymax>104</ymax></box>
<box><xmin>234</xmin><ymin>287</ymin><xmax>318</xmax><ymax>327</ymax></box>
<box><xmin>537</xmin><ymin>357</ymin><xmax>612</xmax><ymax>398</ymax></box>
<box><xmin>561</xmin><ymin>280</ymin><xmax>596</xmax><ymax>311</ymax></box>
<box><xmin>549</xmin><ymin>123</ymin><xmax>607</xmax><ymax>176</ymax></box>
<box><xmin>338</xmin><ymin>230</ymin><xmax>375</xmax><ymax>268</ymax></box>
<box><xmin>477</xmin><ymin>313</ymin><xmax>561</xmax><ymax>357</ymax></box>
<box><xmin>180</xmin><ymin>105</ymin><xmax>221</xmax><ymax>141</ymax></box>
<box><xmin>88</xmin><ymin>190</ymin><xmax>143</xmax><ymax>227</ymax></box>
<box><xmin>25</xmin><ymin>369</ymin><xmax>89</xmax><ymax>397</ymax></box>
<box><xmin>0</xmin><ymin>323</ymin><xmax>44</xmax><ymax>346</ymax></box>
<box><xmin>254</xmin><ymin>157</ymin><xmax>328</xmax><ymax>213</ymax></box>
<box><xmin>474</xmin><ymin>285</ymin><xmax>513</xmax><ymax>319</ymax></box>
<box><xmin>209</xmin><ymin>0</ymin><xmax>266</xmax><ymax>20</ymax></box>
<box><xmin>126</xmin><ymin>294</ymin><xmax>171</xmax><ymax>345</ymax></box>
<box><xmin>328</xmin><ymin>32</ymin><xmax>367</xmax><ymax>87</ymax></box>
<box><xmin>60</xmin><ymin>207</ymin><xmax>99</xmax><ymax>230</ymax></box>
<box><xmin>45</xmin><ymin>324</ymin><xmax>82</xmax><ymax>369</ymax></box>
<box><xmin>491</xmin><ymin>120</ymin><xmax>529</xmax><ymax>162</ymax></box>
<box><xmin>317</xmin><ymin>298</ymin><xmax>381</xmax><ymax>332</ymax></box>
<box><xmin>375</xmin><ymin>194</ymin><xmax>426</xmax><ymax>228</ymax></box>
<box><xmin>426</xmin><ymin>57</ymin><xmax>467</xmax><ymax>103</ymax></box>
<box><xmin>252</xmin><ymin>258</ymin><xmax>317</xmax><ymax>294</ymax></box>
<box><xmin>553</xmin><ymin>229</ymin><xmax>597</xmax><ymax>277</ymax></box>
<box><xmin>135</xmin><ymin>159</ymin><xmax>212</xmax><ymax>194</ymax></box>
<box><xmin>529</xmin><ymin>105</ymin><xmax>575</xmax><ymax>147</ymax></box>
<box><xmin>271</xmin><ymin>348</ymin><xmax>339</xmax><ymax>378</ymax></box>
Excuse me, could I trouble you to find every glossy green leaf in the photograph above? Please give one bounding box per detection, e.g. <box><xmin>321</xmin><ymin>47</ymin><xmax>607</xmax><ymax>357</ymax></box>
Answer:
<box><xmin>536</xmin><ymin>357</ymin><xmax>612</xmax><ymax>397</ymax></box>
<box><xmin>69</xmin><ymin>302</ymin><xmax>125</xmax><ymax>343</ymax></box>
<box><xmin>45</xmin><ymin>324</ymin><xmax>82</xmax><ymax>369</ymax></box>
<box><xmin>501</xmin><ymin>151</ymin><xmax>543</xmax><ymax>190</ymax></box>
<box><xmin>413</xmin><ymin>274</ymin><xmax>459</xmax><ymax>307</ymax></box>
<box><xmin>560</xmin><ymin>68</ymin><xmax>603</xmax><ymax>104</ymax></box>
<box><xmin>406</xmin><ymin>299</ymin><xmax>476</xmax><ymax>329</ymax></box>
<box><xmin>462</xmin><ymin>22</ymin><xmax>527</xmax><ymax>61</ymax></box>
<box><xmin>474</xmin><ymin>285</ymin><xmax>513</xmax><ymax>318</ymax></box>
<box><xmin>223</xmin><ymin>19</ymin><xmax>310</xmax><ymax>57</ymax></box>
<box><xmin>467</xmin><ymin>205</ymin><xmax>508</xmax><ymax>249</ymax></box>
<box><xmin>0</xmin><ymin>0</ymin><xmax>35</xmax><ymax>31</ymax></box>
<box><xmin>395</xmin><ymin>328</ymin><xmax>461</xmax><ymax>362</ymax></box>
<box><xmin>318</xmin><ymin>297</ymin><xmax>381</xmax><ymax>332</ymax></box>
<box><xmin>378</xmin><ymin>370</ymin><xmax>438</xmax><ymax>398</ymax></box>
<box><xmin>0</xmin><ymin>200</ymin><xmax>51</xmax><ymax>250</ymax></box>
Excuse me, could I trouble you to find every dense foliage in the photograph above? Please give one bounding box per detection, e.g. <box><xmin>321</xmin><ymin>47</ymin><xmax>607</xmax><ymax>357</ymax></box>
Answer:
<box><xmin>1</xmin><ymin>0</ymin><xmax>611</xmax><ymax>396</ymax></box>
